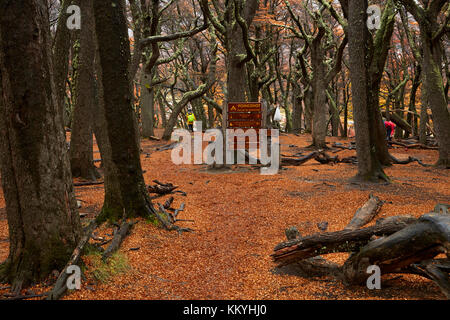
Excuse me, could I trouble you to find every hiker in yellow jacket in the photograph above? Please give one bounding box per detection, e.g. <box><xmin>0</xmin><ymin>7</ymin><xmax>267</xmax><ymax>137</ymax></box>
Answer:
<box><xmin>187</xmin><ymin>109</ymin><xmax>196</xmax><ymax>132</ymax></box>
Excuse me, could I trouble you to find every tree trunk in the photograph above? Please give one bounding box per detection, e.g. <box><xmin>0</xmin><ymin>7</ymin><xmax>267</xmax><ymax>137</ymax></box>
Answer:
<box><xmin>348</xmin><ymin>0</ymin><xmax>388</xmax><ymax>182</ymax></box>
<box><xmin>52</xmin><ymin>0</ymin><xmax>74</xmax><ymax>130</ymax></box>
<box><xmin>311</xmin><ymin>30</ymin><xmax>328</xmax><ymax>148</ymax></box>
<box><xmin>93</xmin><ymin>0</ymin><xmax>156</xmax><ymax>221</ymax></box>
<box><xmin>292</xmin><ymin>85</ymin><xmax>303</xmax><ymax>134</ymax></box>
<box><xmin>69</xmin><ymin>0</ymin><xmax>100</xmax><ymax>180</ymax></box>
<box><xmin>421</xmin><ymin>33</ymin><xmax>450</xmax><ymax>167</ymax></box>
<box><xmin>303</xmin><ymin>87</ymin><xmax>313</xmax><ymax>133</ymax></box>
<box><xmin>92</xmin><ymin>42</ymin><xmax>124</xmax><ymax>224</ymax></box>
<box><xmin>0</xmin><ymin>0</ymin><xmax>81</xmax><ymax>292</ymax></box>
<box><xmin>141</xmin><ymin>71</ymin><xmax>155</xmax><ymax>138</ymax></box>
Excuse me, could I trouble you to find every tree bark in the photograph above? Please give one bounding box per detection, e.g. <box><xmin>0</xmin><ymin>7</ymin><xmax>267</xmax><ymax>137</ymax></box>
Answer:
<box><xmin>348</xmin><ymin>0</ymin><xmax>389</xmax><ymax>182</ymax></box>
<box><xmin>52</xmin><ymin>0</ymin><xmax>75</xmax><ymax>129</ymax></box>
<box><xmin>343</xmin><ymin>213</ymin><xmax>449</xmax><ymax>285</ymax></box>
<box><xmin>69</xmin><ymin>0</ymin><xmax>100</xmax><ymax>180</ymax></box>
<box><xmin>0</xmin><ymin>0</ymin><xmax>81</xmax><ymax>292</ymax></box>
<box><xmin>93</xmin><ymin>0</ymin><xmax>156</xmax><ymax>221</ymax></box>
<box><xmin>141</xmin><ymin>71</ymin><xmax>155</xmax><ymax>138</ymax></box>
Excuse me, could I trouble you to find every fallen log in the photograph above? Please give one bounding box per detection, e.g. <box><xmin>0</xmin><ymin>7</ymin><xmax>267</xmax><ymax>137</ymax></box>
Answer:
<box><xmin>390</xmin><ymin>154</ymin><xmax>432</xmax><ymax>167</ymax></box>
<box><xmin>155</xmin><ymin>142</ymin><xmax>178</xmax><ymax>151</ymax></box>
<box><xmin>163</xmin><ymin>196</ymin><xmax>174</xmax><ymax>209</ymax></box>
<box><xmin>390</xmin><ymin>141</ymin><xmax>438</xmax><ymax>150</ymax></box>
<box><xmin>102</xmin><ymin>220</ymin><xmax>133</xmax><ymax>261</ymax></box>
<box><xmin>344</xmin><ymin>193</ymin><xmax>383</xmax><ymax>230</ymax></box>
<box><xmin>410</xmin><ymin>259</ymin><xmax>450</xmax><ymax>299</ymax></box>
<box><xmin>281</xmin><ymin>151</ymin><xmax>319</xmax><ymax>166</ymax></box>
<box><xmin>342</xmin><ymin>213</ymin><xmax>450</xmax><ymax>286</ymax></box>
<box><xmin>272</xmin><ymin>215</ymin><xmax>417</xmax><ymax>266</ymax></box>
<box><xmin>47</xmin><ymin>221</ymin><xmax>97</xmax><ymax>300</ymax></box>
<box><xmin>148</xmin><ymin>184</ymin><xmax>178</xmax><ymax>195</ymax></box>
<box><xmin>155</xmin><ymin>203</ymin><xmax>193</xmax><ymax>233</ymax></box>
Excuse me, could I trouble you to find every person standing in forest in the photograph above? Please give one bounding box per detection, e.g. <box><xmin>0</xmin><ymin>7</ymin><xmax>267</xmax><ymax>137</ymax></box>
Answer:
<box><xmin>383</xmin><ymin>118</ymin><xmax>396</xmax><ymax>142</ymax></box>
<box><xmin>186</xmin><ymin>107</ymin><xmax>196</xmax><ymax>132</ymax></box>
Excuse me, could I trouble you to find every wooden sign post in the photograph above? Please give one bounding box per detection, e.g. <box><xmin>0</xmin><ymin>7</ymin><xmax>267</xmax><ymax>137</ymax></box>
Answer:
<box><xmin>226</xmin><ymin>102</ymin><xmax>264</xmax><ymax>150</ymax></box>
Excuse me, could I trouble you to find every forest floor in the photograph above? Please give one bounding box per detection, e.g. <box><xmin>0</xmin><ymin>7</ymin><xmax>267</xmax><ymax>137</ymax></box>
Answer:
<box><xmin>0</xmin><ymin>130</ymin><xmax>449</xmax><ymax>300</ymax></box>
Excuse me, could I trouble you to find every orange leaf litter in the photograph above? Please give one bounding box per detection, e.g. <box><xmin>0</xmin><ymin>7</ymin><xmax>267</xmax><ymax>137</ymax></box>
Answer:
<box><xmin>0</xmin><ymin>130</ymin><xmax>448</xmax><ymax>300</ymax></box>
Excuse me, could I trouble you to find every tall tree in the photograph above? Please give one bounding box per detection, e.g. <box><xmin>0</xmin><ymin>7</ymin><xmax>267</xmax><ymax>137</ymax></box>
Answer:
<box><xmin>93</xmin><ymin>0</ymin><xmax>157</xmax><ymax>221</ymax></box>
<box><xmin>396</xmin><ymin>0</ymin><xmax>450</xmax><ymax>167</ymax></box>
<box><xmin>0</xmin><ymin>0</ymin><xmax>81</xmax><ymax>292</ymax></box>
<box><xmin>69</xmin><ymin>0</ymin><xmax>100</xmax><ymax>180</ymax></box>
<box><xmin>347</xmin><ymin>0</ymin><xmax>389</xmax><ymax>181</ymax></box>
<box><xmin>52</xmin><ymin>0</ymin><xmax>75</xmax><ymax>128</ymax></box>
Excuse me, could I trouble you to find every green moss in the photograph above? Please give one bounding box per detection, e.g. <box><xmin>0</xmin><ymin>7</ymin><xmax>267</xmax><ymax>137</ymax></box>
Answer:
<box><xmin>85</xmin><ymin>252</ymin><xmax>130</xmax><ymax>283</ymax></box>
<box><xmin>96</xmin><ymin>205</ymin><xmax>123</xmax><ymax>224</ymax></box>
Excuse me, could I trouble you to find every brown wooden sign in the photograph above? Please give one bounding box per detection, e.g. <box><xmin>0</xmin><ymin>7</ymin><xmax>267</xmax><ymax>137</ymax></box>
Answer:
<box><xmin>228</xmin><ymin>113</ymin><xmax>262</xmax><ymax>120</ymax></box>
<box><xmin>227</xmin><ymin>102</ymin><xmax>263</xmax><ymax>150</ymax></box>
<box><xmin>228</xmin><ymin>120</ymin><xmax>261</xmax><ymax>128</ymax></box>
<box><xmin>228</xmin><ymin>102</ymin><xmax>261</xmax><ymax>113</ymax></box>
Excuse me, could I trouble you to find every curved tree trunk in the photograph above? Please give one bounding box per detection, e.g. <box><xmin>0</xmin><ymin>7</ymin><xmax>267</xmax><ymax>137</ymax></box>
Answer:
<box><xmin>0</xmin><ymin>0</ymin><xmax>81</xmax><ymax>292</ymax></box>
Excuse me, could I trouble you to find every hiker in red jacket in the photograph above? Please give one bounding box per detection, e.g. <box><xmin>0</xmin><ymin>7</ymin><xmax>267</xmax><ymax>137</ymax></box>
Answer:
<box><xmin>383</xmin><ymin>118</ymin><xmax>396</xmax><ymax>141</ymax></box>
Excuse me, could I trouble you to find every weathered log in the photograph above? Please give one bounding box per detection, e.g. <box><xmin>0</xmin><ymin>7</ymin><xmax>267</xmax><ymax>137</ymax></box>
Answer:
<box><xmin>47</xmin><ymin>221</ymin><xmax>97</xmax><ymax>300</ymax></box>
<box><xmin>155</xmin><ymin>203</ymin><xmax>193</xmax><ymax>233</ymax></box>
<box><xmin>173</xmin><ymin>203</ymin><xmax>185</xmax><ymax>220</ymax></box>
<box><xmin>273</xmin><ymin>256</ymin><xmax>342</xmax><ymax>279</ymax></box>
<box><xmin>281</xmin><ymin>151</ymin><xmax>319</xmax><ymax>166</ymax></box>
<box><xmin>102</xmin><ymin>221</ymin><xmax>133</xmax><ymax>261</ymax></box>
<box><xmin>344</xmin><ymin>193</ymin><xmax>383</xmax><ymax>230</ymax></box>
<box><xmin>313</xmin><ymin>152</ymin><xmax>339</xmax><ymax>164</ymax></box>
<box><xmin>155</xmin><ymin>142</ymin><xmax>178</xmax><ymax>151</ymax></box>
<box><xmin>410</xmin><ymin>259</ymin><xmax>450</xmax><ymax>299</ymax></box>
<box><xmin>147</xmin><ymin>184</ymin><xmax>178</xmax><ymax>195</ymax></box>
<box><xmin>342</xmin><ymin>213</ymin><xmax>450</xmax><ymax>286</ymax></box>
<box><xmin>390</xmin><ymin>154</ymin><xmax>432</xmax><ymax>167</ymax></box>
<box><xmin>339</xmin><ymin>156</ymin><xmax>358</xmax><ymax>164</ymax></box>
<box><xmin>272</xmin><ymin>215</ymin><xmax>417</xmax><ymax>267</ymax></box>
<box><xmin>163</xmin><ymin>196</ymin><xmax>174</xmax><ymax>209</ymax></box>
<box><xmin>389</xmin><ymin>141</ymin><xmax>438</xmax><ymax>150</ymax></box>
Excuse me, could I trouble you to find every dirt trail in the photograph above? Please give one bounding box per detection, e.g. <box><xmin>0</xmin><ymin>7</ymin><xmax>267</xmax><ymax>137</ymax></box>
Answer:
<box><xmin>0</xmin><ymin>132</ymin><xmax>449</xmax><ymax>299</ymax></box>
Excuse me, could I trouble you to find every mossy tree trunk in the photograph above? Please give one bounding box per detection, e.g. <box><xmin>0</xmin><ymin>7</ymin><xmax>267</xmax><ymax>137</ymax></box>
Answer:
<box><xmin>0</xmin><ymin>0</ymin><xmax>81</xmax><ymax>292</ymax></box>
<box><xmin>398</xmin><ymin>0</ymin><xmax>450</xmax><ymax>167</ymax></box>
<box><xmin>93</xmin><ymin>0</ymin><xmax>156</xmax><ymax>222</ymax></box>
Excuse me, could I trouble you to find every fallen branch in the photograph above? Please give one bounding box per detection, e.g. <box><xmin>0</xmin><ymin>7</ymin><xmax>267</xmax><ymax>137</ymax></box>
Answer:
<box><xmin>272</xmin><ymin>215</ymin><xmax>417</xmax><ymax>266</ymax></box>
<box><xmin>390</xmin><ymin>141</ymin><xmax>438</xmax><ymax>150</ymax></box>
<box><xmin>102</xmin><ymin>220</ymin><xmax>133</xmax><ymax>261</ymax></box>
<box><xmin>344</xmin><ymin>193</ymin><xmax>383</xmax><ymax>230</ymax></box>
<box><xmin>390</xmin><ymin>154</ymin><xmax>432</xmax><ymax>167</ymax></box>
<box><xmin>155</xmin><ymin>203</ymin><xmax>193</xmax><ymax>233</ymax></box>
